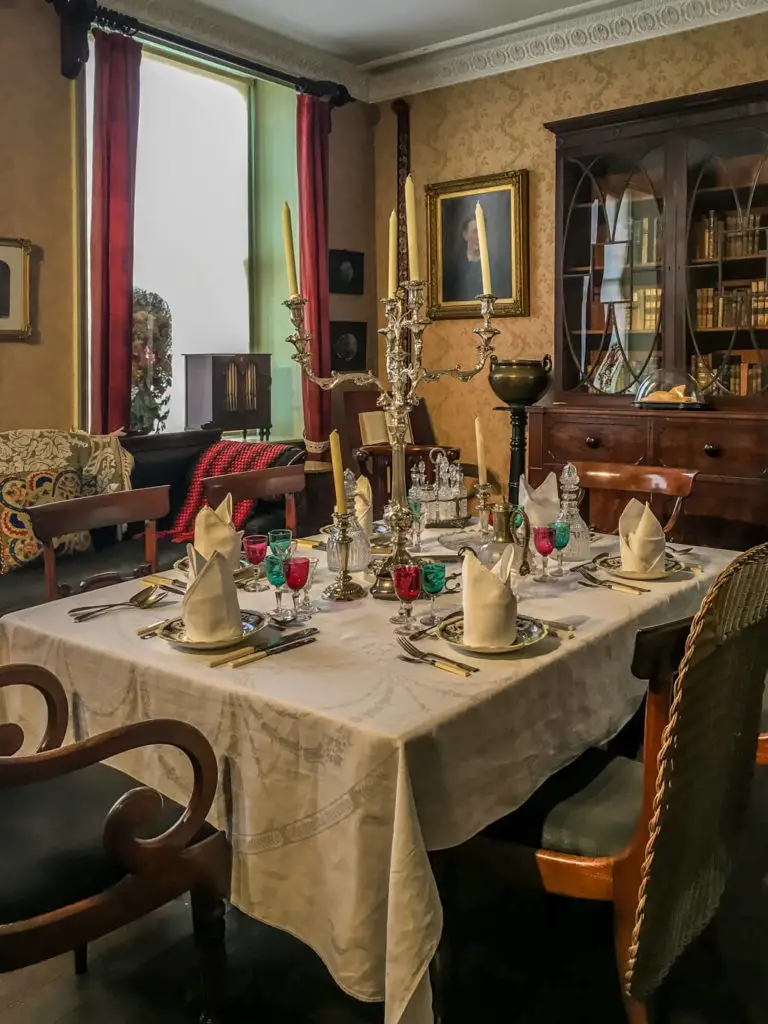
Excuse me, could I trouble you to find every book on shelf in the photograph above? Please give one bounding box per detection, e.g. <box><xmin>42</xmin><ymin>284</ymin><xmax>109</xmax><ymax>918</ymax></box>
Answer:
<box><xmin>631</xmin><ymin>286</ymin><xmax>660</xmax><ymax>330</ymax></box>
<box><xmin>631</xmin><ymin>214</ymin><xmax>660</xmax><ymax>266</ymax></box>
<box><xmin>693</xmin><ymin>210</ymin><xmax>765</xmax><ymax>260</ymax></box>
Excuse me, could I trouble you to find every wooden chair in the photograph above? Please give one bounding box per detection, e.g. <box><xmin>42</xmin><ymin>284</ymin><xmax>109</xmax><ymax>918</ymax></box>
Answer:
<box><xmin>572</xmin><ymin>461</ymin><xmax>698</xmax><ymax>536</ymax></box>
<box><xmin>438</xmin><ymin>542</ymin><xmax>768</xmax><ymax>1023</ymax></box>
<box><xmin>28</xmin><ymin>486</ymin><xmax>171</xmax><ymax>601</ymax></box>
<box><xmin>343</xmin><ymin>390</ymin><xmax>461</xmax><ymax>518</ymax></box>
<box><xmin>0</xmin><ymin>664</ymin><xmax>230</xmax><ymax>1023</ymax></box>
<box><xmin>202</xmin><ymin>463</ymin><xmax>306</xmax><ymax>535</ymax></box>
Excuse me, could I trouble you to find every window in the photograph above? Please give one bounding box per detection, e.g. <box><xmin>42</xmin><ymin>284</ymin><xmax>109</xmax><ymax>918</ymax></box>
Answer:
<box><xmin>85</xmin><ymin>47</ymin><xmax>302</xmax><ymax>439</ymax></box>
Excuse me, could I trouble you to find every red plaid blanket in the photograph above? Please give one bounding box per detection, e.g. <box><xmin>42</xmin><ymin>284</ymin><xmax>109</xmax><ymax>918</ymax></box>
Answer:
<box><xmin>167</xmin><ymin>440</ymin><xmax>288</xmax><ymax>543</ymax></box>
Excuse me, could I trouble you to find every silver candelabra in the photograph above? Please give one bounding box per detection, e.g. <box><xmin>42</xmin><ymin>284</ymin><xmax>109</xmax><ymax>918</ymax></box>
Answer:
<box><xmin>284</xmin><ymin>281</ymin><xmax>499</xmax><ymax>598</ymax></box>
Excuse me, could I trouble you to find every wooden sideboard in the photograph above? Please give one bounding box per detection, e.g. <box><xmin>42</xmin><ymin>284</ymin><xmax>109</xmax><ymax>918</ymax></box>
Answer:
<box><xmin>528</xmin><ymin>405</ymin><xmax>768</xmax><ymax>549</ymax></box>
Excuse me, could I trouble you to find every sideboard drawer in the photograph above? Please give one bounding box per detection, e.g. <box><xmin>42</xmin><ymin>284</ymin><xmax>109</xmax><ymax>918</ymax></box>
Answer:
<box><xmin>654</xmin><ymin>419</ymin><xmax>768</xmax><ymax>478</ymax></box>
<box><xmin>544</xmin><ymin>417</ymin><xmax>647</xmax><ymax>465</ymax></box>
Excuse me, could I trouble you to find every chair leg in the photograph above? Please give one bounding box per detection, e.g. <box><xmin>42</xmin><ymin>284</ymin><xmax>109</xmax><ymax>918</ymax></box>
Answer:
<box><xmin>74</xmin><ymin>945</ymin><xmax>88</xmax><ymax>976</ymax></box>
<box><xmin>191</xmin><ymin>887</ymin><xmax>227</xmax><ymax>1024</ymax></box>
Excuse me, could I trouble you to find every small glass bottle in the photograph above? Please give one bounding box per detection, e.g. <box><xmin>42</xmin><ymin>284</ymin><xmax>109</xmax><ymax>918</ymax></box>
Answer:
<box><xmin>557</xmin><ymin>463</ymin><xmax>591</xmax><ymax>562</ymax></box>
<box><xmin>327</xmin><ymin>470</ymin><xmax>371</xmax><ymax>572</ymax></box>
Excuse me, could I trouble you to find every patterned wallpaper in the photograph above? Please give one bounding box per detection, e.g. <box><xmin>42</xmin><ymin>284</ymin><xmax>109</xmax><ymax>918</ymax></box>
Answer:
<box><xmin>374</xmin><ymin>13</ymin><xmax>768</xmax><ymax>487</ymax></box>
<box><xmin>0</xmin><ymin>3</ymin><xmax>76</xmax><ymax>431</ymax></box>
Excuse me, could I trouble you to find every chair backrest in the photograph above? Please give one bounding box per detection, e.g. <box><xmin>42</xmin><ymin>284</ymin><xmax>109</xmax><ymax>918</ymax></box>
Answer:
<box><xmin>201</xmin><ymin>463</ymin><xmax>306</xmax><ymax>535</ymax></box>
<box><xmin>627</xmin><ymin>541</ymin><xmax>768</xmax><ymax>1000</ymax></box>
<box><xmin>572</xmin><ymin>460</ymin><xmax>698</xmax><ymax>535</ymax></box>
<box><xmin>28</xmin><ymin>486</ymin><xmax>171</xmax><ymax>601</ymax></box>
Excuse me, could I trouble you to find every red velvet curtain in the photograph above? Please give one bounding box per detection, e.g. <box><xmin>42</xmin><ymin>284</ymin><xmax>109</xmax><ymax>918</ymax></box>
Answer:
<box><xmin>90</xmin><ymin>29</ymin><xmax>142</xmax><ymax>434</ymax></box>
<box><xmin>297</xmin><ymin>94</ymin><xmax>332</xmax><ymax>454</ymax></box>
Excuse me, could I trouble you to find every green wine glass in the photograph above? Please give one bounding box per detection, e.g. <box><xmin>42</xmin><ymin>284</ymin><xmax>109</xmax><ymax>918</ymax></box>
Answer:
<box><xmin>268</xmin><ymin>529</ymin><xmax>293</xmax><ymax>558</ymax></box>
<box><xmin>265</xmin><ymin>552</ymin><xmax>291</xmax><ymax>621</ymax></box>
<box><xmin>419</xmin><ymin>561</ymin><xmax>446</xmax><ymax>626</ymax></box>
<box><xmin>549</xmin><ymin>520</ymin><xmax>571</xmax><ymax>577</ymax></box>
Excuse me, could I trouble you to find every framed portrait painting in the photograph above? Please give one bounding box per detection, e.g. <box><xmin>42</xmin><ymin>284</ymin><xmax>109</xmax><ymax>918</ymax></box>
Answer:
<box><xmin>426</xmin><ymin>170</ymin><xmax>529</xmax><ymax>320</ymax></box>
<box><xmin>0</xmin><ymin>238</ymin><xmax>32</xmax><ymax>338</ymax></box>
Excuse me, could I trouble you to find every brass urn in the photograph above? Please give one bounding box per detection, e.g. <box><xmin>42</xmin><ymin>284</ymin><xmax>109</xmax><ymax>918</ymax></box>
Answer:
<box><xmin>488</xmin><ymin>354</ymin><xmax>552</xmax><ymax>407</ymax></box>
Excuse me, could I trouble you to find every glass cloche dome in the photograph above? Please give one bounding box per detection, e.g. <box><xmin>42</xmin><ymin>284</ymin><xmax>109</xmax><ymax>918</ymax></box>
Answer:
<box><xmin>634</xmin><ymin>368</ymin><xmax>708</xmax><ymax>409</ymax></box>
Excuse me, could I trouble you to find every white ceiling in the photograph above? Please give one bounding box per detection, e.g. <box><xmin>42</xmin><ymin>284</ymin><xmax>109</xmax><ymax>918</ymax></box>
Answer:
<box><xmin>195</xmin><ymin>0</ymin><xmax>619</xmax><ymax>65</ymax></box>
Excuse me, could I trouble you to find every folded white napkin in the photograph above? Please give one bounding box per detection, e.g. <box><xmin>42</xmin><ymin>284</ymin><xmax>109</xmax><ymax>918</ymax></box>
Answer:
<box><xmin>182</xmin><ymin>546</ymin><xmax>242</xmax><ymax>644</ymax></box>
<box><xmin>462</xmin><ymin>549</ymin><xmax>518</xmax><ymax>648</ymax></box>
<box><xmin>619</xmin><ymin>499</ymin><xmax>666</xmax><ymax>575</ymax></box>
<box><xmin>193</xmin><ymin>494</ymin><xmax>243</xmax><ymax>570</ymax></box>
<box><xmin>355</xmin><ymin>476</ymin><xmax>374</xmax><ymax>538</ymax></box>
<box><xmin>491</xmin><ymin>545</ymin><xmax>518</xmax><ymax>585</ymax></box>
<box><xmin>519</xmin><ymin>472</ymin><xmax>560</xmax><ymax>528</ymax></box>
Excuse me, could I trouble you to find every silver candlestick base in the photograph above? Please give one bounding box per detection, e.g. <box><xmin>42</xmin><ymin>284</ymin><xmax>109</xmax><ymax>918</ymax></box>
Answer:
<box><xmin>322</xmin><ymin>511</ymin><xmax>367</xmax><ymax>602</ymax></box>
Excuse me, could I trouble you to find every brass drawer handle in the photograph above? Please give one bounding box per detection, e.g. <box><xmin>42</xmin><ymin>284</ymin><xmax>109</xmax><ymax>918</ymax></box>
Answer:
<box><xmin>704</xmin><ymin>443</ymin><xmax>721</xmax><ymax>457</ymax></box>
<box><xmin>585</xmin><ymin>436</ymin><xmax>600</xmax><ymax>449</ymax></box>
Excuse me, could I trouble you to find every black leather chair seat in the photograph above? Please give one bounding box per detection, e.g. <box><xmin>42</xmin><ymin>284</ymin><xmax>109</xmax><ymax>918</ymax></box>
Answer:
<box><xmin>484</xmin><ymin>748</ymin><xmax>643</xmax><ymax>858</ymax></box>
<box><xmin>0</xmin><ymin>763</ymin><xmax>215</xmax><ymax>925</ymax></box>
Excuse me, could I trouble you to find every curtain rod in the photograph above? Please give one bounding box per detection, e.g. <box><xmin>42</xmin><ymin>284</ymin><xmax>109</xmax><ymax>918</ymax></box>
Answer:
<box><xmin>47</xmin><ymin>1</ymin><xmax>352</xmax><ymax>104</ymax></box>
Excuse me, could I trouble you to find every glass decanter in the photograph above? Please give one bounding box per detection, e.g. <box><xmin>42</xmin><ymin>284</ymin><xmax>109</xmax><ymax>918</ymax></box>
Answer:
<box><xmin>557</xmin><ymin>463</ymin><xmax>591</xmax><ymax>562</ymax></box>
<box><xmin>326</xmin><ymin>470</ymin><xmax>371</xmax><ymax>573</ymax></box>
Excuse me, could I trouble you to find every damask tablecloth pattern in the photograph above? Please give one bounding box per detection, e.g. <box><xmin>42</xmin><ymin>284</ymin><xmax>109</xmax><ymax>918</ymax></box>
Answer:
<box><xmin>0</xmin><ymin>540</ymin><xmax>736</xmax><ymax>1024</ymax></box>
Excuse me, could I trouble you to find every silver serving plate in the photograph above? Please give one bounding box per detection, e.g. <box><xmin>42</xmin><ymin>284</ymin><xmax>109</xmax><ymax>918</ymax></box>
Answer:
<box><xmin>157</xmin><ymin>611</ymin><xmax>267</xmax><ymax>651</ymax></box>
<box><xmin>437</xmin><ymin>614</ymin><xmax>548</xmax><ymax>655</ymax></box>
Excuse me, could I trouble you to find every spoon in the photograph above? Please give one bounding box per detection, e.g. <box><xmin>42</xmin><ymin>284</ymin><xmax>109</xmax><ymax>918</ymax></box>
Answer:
<box><xmin>69</xmin><ymin>586</ymin><xmax>166</xmax><ymax>622</ymax></box>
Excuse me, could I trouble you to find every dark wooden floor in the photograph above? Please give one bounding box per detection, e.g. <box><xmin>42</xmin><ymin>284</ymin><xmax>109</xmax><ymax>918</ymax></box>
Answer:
<box><xmin>5</xmin><ymin>770</ymin><xmax>768</xmax><ymax>1024</ymax></box>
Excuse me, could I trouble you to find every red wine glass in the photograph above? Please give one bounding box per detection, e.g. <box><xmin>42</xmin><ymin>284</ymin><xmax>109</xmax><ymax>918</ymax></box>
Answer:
<box><xmin>243</xmin><ymin>534</ymin><xmax>269</xmax><ymax>592</ymax></box>
<box><xmin>284</xmin><ymin>557</ymin><xmax>311</xmax><ymax>618</ymax></box>
<box><xmin>391</xmin><ymin>563</ymin><xmax>422</xmax><ymax>635</ymax></box>
<box><xmin>532</xmin><ymin>526</ymin><xmax>556</xmax><ymax>582</ymax></box>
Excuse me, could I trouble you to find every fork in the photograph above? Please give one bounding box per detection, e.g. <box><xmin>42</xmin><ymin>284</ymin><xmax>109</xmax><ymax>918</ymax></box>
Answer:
<box><xmin>398</xmin><ymin>636</ymin><xmax>478</xmax><ymax>674</ymax></box>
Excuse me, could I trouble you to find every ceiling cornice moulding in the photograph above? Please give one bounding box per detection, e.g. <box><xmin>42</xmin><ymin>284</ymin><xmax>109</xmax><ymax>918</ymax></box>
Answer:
<box><xmin>366</xmin><ymin>0</ymin><xmax>767</xmax><ymax>101</ymax></box>
<box><xmin>107</xmin><ymin>0</ymin><xmax>370</xmax><ymax>97</ymax></box>
<box><xmin>106</xmin><ymin>0</ymin><xmax>766</xmax><ymax>104</ymax></box>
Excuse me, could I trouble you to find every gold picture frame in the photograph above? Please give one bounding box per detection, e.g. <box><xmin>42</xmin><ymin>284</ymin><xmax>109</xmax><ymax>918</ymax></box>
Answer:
<box><xmin>0</xmin><ymin>237</ymin><xmax>32</xmax><ymax>339</ymax></box>
<box><xmin>426</xmin><ymin>169</ymin><xmax>529</xmax><ymax>320</ymax></box>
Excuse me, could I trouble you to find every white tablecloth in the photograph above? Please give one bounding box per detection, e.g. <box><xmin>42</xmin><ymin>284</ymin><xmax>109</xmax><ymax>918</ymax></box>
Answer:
<box><xmin>0</xmin><ymin>537</ymin><xmax>736</xmax><ymax>1023</ymax></box>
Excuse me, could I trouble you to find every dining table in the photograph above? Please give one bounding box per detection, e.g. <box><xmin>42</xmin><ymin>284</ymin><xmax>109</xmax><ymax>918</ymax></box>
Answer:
<box><xmin>0</xmin><ymin>532</ymin><xmax>737</xmax><ymax>1024</ymax></box>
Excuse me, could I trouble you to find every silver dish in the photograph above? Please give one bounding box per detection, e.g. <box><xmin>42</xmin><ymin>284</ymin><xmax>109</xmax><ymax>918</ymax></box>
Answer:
<box><xmin>594</xmin><ymin>552</ymin><xmax>685</xmax><ymax>581</ymax></box>
<box><xmin>437</xmin><ymin>615</ymin><xmax>548</xmax><ymax>655</ymax></box>
<box><xmin>157</xmin><ymin>611</ymin><xmax>267</xmax><ymax>651</ymax></box>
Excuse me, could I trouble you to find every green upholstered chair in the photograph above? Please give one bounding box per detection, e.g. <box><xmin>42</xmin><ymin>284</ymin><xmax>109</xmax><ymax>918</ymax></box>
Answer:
<box><xmin>442</xmin><ymin>542</ymin><xmax>768</xmax><ymax>1024</ymax></box>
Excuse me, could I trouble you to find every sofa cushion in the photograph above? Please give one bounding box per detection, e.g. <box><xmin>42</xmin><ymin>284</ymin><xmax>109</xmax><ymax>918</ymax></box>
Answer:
<box><xmin>0</xmin><ymin>469</ymin><xmax>91</xmax><ymax>574</ymax></box>
<box><xmin>0</xmin><ymin>762</ymin><xmax>216</xmax><ymax>925</ymax></box>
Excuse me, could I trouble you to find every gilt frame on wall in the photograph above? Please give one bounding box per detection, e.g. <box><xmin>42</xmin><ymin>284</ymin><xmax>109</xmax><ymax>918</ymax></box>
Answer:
<box><xmin>0</xmin><ymin>238</ymin><xmax>32</xmax><ymax>339</ymax></box>
<box><xmin>426</xmin><ymin>169</ymin><xmax>529</xmax><ymax>320</ymax></box>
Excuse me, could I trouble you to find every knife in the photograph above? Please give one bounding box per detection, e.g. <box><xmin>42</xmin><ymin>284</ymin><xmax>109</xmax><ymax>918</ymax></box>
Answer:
<box><xmin>231</xmin><ymin>634</ymin><xmax>317</xmax><ymax>667</ymax></box>
<box><xmin>208</xmin><ymin>629</ymin><xmax>317</xmax><ymax>667</ymax></box>
<box><xmin>410</xmin><ymin>612</ymin><xmax>463</xmax><ymax>641</ymax></box>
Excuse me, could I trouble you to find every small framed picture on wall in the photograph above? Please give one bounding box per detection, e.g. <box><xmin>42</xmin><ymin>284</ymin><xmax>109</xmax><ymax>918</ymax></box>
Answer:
<box><xmin>330</xmin><ymin>321</ymin><xmax>368</xmax><ymax>372</ymax></box>
<box><xmin>0</xmin><ymin>238</ymin><xmax>32</xmax><ymax>339</ymax></box>
<box><xmin>329</xmin><ymin>249</ymin><xmax>365</xmax><ymax>295</ymax></box>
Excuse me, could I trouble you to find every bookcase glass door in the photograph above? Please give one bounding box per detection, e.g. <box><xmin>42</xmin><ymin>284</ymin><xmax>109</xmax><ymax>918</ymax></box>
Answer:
<box><xmin>560</xmin><ymin>146</ymin><xmax>665</xmax><ymax>394</ymax></box>
<box><xmin>685</xmin><ymin>125</ymin><xmax>768</xmax><ymax>397</ymax></box>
